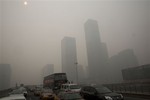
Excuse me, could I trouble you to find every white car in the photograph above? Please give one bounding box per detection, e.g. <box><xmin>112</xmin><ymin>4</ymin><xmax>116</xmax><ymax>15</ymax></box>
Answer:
<box><xmin>0</xmin><ymin>94</ymin><xmax>26</xmax><ymax>100</ymax></box>
<box><xmin>10</xmin><ymin>87</ymin><xmax>28</xmax><ymax>97</ymax></box>
<box><xmin>60</xmin><ymin>83</ymin><xmax>81</xmax><ymax>92</ymax></box>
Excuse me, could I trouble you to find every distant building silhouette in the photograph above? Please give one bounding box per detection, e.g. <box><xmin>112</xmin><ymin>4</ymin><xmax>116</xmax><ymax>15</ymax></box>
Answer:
<box><xmin>85</xmin><ymin>66</ymin><xmax>89</xmax><ymax>79</ymax></box>
<box><xmin>108</xmin><ymin>49</ymin><xmax>139</xmax><ymax>83</ymax></box>
<box><xmin>41</xmin><ymin>64</ymin><xmax>54</xmax><ymax>84</ymax></box>
<box><xmin>0</xmin><ymin>64</ymin><xmax>11</xmax><ymax>90</ymax></box>
<box><xmin>84</xmin><ymin>66</ymin><xmax>91</xmax><ymax>84</ymax></box>
<box><xmin>77</xmin><ymin>64</ymin><xmax>85</xmax><ymax>83</ymax></box>
<box><xmin>84</xmin><ymin>19</ymin><xmax>108</xmax><ymax>83</ymax></box>
<box><xmin>42</xmin><ymin>64</ymin><xmax>54</xmax><ymax>77</ymax></box>
<box><xmin>61</xmin><ymin>37</ymin><xmax>78</xmax><ymax>83</ymax></box>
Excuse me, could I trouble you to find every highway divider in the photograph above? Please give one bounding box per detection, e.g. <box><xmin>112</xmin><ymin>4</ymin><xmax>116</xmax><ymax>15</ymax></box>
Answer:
<box><xmin>103</xmin><ymin>82</ymin><xmax>150</xmax><ymax>98</ymax></box>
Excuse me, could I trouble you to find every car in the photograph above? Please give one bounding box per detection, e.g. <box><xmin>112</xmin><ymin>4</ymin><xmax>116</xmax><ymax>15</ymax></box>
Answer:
<box><xmin>40</xmin><ymin>88</ymin><xmax>60</xmax><ymax>100</ymax></box>
<box><xmin>28</xmin><ymin>86</ymin><xmax>35</xmax><ymax>92</ymax></box>
<box><xmin>10</xmin><ymin>87</ymin><xmax>28</xmax><ymax>98</ymax></box>
<box><xmin>60</xmin><ymin>83</ymin><xmax>81</xmax><ymax>92</ymax></box>
<box><xmin>57</xmin><ymin>91</ymin><xmax>84</xmax><ymax>100</ymax></box>
<box><xmin>0</xmin><ymin>94</ymin><xmax>26</xmax><ymax>100</ymax></box>
<box><xmin>80</xmin><ymin>85</ymin><xmax>124</xmax><ymax>100</ymax></box>
<box><xmin>34</xmin><ymin>88</ymin><xmax>42</xmax><ymax>96</ymax></box>
<box><xmin>40</xmin><ymin>88</ymin><xmax>54</xmax><ymax>99</ymax></box>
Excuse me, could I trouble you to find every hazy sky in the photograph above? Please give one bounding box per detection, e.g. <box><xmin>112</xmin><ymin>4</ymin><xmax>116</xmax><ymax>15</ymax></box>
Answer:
<box><xmin>0</xmin><ymin>0</ymin><xmax>150</xmax><ymax>86</ymax></box>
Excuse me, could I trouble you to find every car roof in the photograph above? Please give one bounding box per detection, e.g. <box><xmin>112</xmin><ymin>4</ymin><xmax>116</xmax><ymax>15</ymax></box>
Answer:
<box><xmin>81</xmin><ymin>84</ymin><xmax>105</xmax><ymax>88</ymax></box>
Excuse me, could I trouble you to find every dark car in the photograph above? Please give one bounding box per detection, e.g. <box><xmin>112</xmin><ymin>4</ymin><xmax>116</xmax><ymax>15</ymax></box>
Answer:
<box><xmin>80</xmin><ymin>85</ymin><xmax>124</xmax><ymax>100</ymax></box>
<box><xmin>34</xmin><ymin>88</ymin><xmax>41</xmax><ymax>96</ymax></box>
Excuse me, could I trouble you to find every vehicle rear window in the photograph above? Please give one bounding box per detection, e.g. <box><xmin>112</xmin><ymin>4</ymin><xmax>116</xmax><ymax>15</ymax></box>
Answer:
<box><xmin>96</xmin><ymin>87</ymin><xmax>112</xmax><ymax>94</ymax></box>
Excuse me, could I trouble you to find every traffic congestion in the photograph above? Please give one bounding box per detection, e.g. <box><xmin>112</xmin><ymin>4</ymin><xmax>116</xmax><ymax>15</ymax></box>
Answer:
<box><xmin>26</xmin><ymin>84</ymin><xmax>124</xmax><ymax>100</ymax></box>
<box><xmin>0</xmin><ymin>73</ymin><xmax>125</xmax><ymax>100</ymax></box>
<box><xmin>1</xmin><ymin>73</ymin><xmax>150</xmax><ymax>100</ymax></box>
<box><xmin>3</xmin><ymin>83</ymin><xmax>123</xmax><ymax>100</ymax></box>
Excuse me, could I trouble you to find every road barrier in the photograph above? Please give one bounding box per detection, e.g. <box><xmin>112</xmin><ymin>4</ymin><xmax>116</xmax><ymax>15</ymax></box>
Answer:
<box><xmin>103</xmin><ymin>83</ymin><xmax>150</xmax><ymax>96</ymax></box>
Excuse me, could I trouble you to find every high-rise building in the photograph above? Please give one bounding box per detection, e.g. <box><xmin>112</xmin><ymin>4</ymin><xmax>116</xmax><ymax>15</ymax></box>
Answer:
<box><xmin>108</xmin><ymin>49</ymin><xmax>138</xmax><ymax>83</ymax></box>
<box><xmin>84</xmin><ymin>19</ymin><xmax>108</xmax><ymax>83</ymax></box>
<box><xmin>0</xmin><ymin>64</ymin><xmax>11</xmax><ymax>90</ymax></box>
<box><xmin>61</xmin><ymin>37</ymin><xmax>77</xmax><ymax>83</ymax></box>
<box><xmin>77</xmin><ymin>64</ymin><xmax>85</xmax><ymax>83</ymax></box>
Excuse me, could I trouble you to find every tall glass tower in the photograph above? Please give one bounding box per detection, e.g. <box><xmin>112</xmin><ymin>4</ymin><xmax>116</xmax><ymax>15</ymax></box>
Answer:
<box><xmin>84</xmin><ymin>19</ymin><xmax>108</xmax><ymax>83</ymax></box>
<box><xmin>61</xmin><ymin>37</ymin><xmax>77</xmax><ymax>83</ymax></box>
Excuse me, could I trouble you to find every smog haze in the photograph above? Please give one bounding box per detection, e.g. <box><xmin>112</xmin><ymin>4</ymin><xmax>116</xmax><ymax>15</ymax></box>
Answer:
<box><xmin>0</xmin><ymin>0</ymin><xmax>150</xmax><ymax>88</ymax></box>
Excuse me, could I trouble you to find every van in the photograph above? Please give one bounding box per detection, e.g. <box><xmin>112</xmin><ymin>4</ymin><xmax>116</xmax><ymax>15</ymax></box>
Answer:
<box><xmin>60</xmin><ymin>83</ymin><xmax>81</xmax><ymax>92</ymax></box>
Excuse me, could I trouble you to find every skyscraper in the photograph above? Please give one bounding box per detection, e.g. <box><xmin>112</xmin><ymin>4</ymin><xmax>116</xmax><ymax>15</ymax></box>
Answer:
<box><xmin>61</xmin><ymin>37</ymin><xmax>77</xmax><ymax>83</ymax></box>
<box><xmin>77</xmin><ymin>64</ymin><xmax>85</xmax><ymax>83</ymax></box>
<box><xmin>84</xmin><ymin>19</ymin><xmax>108</xmax><ymax>83</ymax></box>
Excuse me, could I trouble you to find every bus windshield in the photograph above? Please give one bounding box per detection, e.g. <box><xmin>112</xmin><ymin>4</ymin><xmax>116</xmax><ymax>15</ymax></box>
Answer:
<box><xmin>55</xmin><ymin>74</ymin><xmax>67</xmax><ymax>80</ymax></box>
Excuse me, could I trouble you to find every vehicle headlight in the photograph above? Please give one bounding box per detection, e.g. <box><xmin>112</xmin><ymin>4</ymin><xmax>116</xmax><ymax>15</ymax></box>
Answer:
<box><xmin>104</xmin><ymin>96</ymin><xmax>113</xmax><ymax>100</ymax></box>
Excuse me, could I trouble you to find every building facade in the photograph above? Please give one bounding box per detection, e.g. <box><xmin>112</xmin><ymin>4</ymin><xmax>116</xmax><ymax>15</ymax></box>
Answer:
<box><xmin>108</xmin><ymin>49</ymin><xmax>139</xmax><ymax>83</ymax></box>
<box><xmin>61</xmin><ymin>37</ymin><xmax>77</xmax><ymax>83</ymax></box>
<box><xmin>0</xmin><ymin>64</ymin><xmax>11</xmax><ymax>90</ymax></box>
<box><xmin>84</xmin><ymin>19</ymin><xmax>108</xmax><ymax>83</ymax></box>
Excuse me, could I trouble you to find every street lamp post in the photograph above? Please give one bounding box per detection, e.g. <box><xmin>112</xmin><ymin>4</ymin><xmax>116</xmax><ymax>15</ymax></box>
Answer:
<box><xmin>74</xmin><ymin>62</ymin><xmax>78</xmax><ymax>84</ymax></box>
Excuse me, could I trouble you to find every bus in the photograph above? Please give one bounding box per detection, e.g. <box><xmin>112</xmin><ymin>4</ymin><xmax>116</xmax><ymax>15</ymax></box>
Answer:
<box><xmin>43</xmin><ymin>73</ymin><xmax>68</xmax><ymax>90</ymax></box>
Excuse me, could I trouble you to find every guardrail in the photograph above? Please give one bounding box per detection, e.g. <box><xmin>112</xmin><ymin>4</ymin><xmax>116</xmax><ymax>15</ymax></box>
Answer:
<box><xmin>103</xmin><ymin>83</ymin><xmax>150</xmax><ymax>96</ymax></box>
